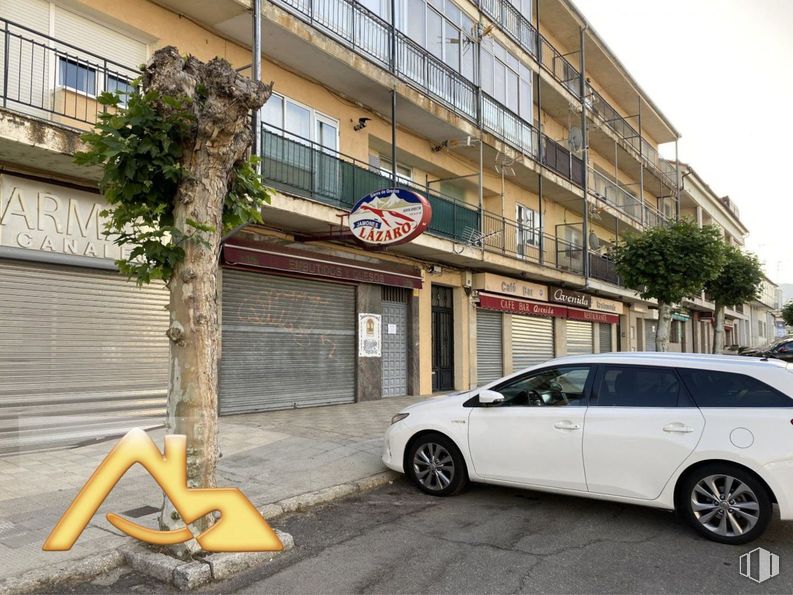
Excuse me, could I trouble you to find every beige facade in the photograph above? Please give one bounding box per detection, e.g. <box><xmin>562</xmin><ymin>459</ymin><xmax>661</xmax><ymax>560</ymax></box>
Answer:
<box><xmin>1</xmin><ymin>0</ymin><xmax>690</xmax><ymax>418</ymax></box>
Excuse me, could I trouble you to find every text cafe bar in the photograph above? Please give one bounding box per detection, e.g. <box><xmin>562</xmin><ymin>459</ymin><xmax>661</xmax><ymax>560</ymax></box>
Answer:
<box><xmin>477</xmin><ymin>292</ymin><xmax>620</xmax><ymax>325</ymax></box>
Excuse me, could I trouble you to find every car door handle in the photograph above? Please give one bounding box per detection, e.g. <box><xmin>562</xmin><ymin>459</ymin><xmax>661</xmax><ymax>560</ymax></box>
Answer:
<box><xmin>663</xmin><ymin>423</ymin><xmax>695</xmax><ymax>434</ymax></box>
<box><xmin>554</xmin><ymin>421</ymin><xmax>581</xmax><ymax>431</ymax></box>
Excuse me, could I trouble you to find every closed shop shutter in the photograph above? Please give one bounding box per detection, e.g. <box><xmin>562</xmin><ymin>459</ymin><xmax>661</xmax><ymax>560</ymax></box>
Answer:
<box><xmin>476</xmin><ymin>309</ymin><xmax>502</xmax><ymax>385</ymax></box>
<box><xmin>219</xmin><ymin>269</ymin><xmax>355</xmax><ymax>414</ymax></box>
<box><xmin>598</xmin><ymin>323</ymin><xmax>613</xmax><ymax>353</ymax></box>
<box><xmin>0</xmin><ymin>259</ymin><xmax>169</xmax><ymax>453</ymax></box>
<box><xmin>512</xmin><ymin>315</ymin><xmax>554</xmax><ymax>370</ymax></box>
<box><xmin>566</xmin><ymin>320</ymin><xmax>593</xmax><ymax>355</ymax></box>
<box><xmin>382</xmin><ymin>288</ymin><xmax>408</xmax><ymax>398</ymax></box>
<box><xmin>645</xmin><ymin>319</ymin><xmax>657</xmax><ymax>352</ymax></box>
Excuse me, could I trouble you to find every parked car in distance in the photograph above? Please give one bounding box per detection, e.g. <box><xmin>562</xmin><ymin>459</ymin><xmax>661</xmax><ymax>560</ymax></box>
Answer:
<box><xmin>383</xmin><ymin>352</ymin><xmax>793</xmax><ymax>544</ymax></box>
<box><xmin>739</xmin><ymin>336</ymin><xmax>793</xmax><ymax>362</ymax></box>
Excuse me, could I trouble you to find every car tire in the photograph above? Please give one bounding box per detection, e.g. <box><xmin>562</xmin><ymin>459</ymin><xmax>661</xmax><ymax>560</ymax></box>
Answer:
<box><xmin>679</xmin><ymin>464</ymin><xmax>772</xmax><ymax>545</ymax></box>
<box><xmin>406</xmin><ymin>433</ymin><xmax>468</xmax><ymax>497</ymax></box>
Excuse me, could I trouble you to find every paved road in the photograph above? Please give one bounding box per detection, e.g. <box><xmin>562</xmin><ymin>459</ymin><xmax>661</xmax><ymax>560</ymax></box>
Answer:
<box><xmin>67</xmin><ymin>479</ymin><xmax>793</xmax><ymax>594</ymax></box>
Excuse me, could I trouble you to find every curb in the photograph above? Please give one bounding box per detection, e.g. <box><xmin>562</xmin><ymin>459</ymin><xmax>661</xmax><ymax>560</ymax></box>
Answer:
<box><xmin>1</xmin><ymin>470</ymin><xmax>399</xmax><ymax>593</ymax></box>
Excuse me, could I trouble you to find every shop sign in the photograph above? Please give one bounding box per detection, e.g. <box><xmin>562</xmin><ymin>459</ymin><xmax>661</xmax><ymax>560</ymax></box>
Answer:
<box><xmin>473</xmin><ymin>272</ymin><xmax>548</xmax><ymax>301</ymax></box>
<box><xmin>566</xmin><ymin>307</ymin><xmax>620</xmax><ymax>325</ymax></box>
<box><xmin>358</xmin><ymin>313</ymin><xmax>382</xmax><ymax>357</ymax></box>
<box><xmin>590</xmin><ymin>296</ymin><xmax>624</xmax><ymax>315</ymax></box>
<box><xmin>0</xmin><ymin>174</ymin><xmax>129</xmax><ymax>261</ymax></box>
<box><xmin>348</xmin><ymin>188</ymin><xmax>431</xmax><ymax>246</ymax></box>
<box><xmin>550</xmin><ymin>287</ymin><xmax>591</xmax><ymax>309</ymax></box>
<box><xmin>478</xmin><ymin>293</ymin><xmax>566</xmax><ymax>318</ymax></box>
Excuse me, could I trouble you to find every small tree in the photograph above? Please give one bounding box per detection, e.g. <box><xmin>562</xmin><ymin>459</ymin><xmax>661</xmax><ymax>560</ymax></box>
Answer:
<box><xmin>704</xmin><ymin>244</ymin><xmax>763</xmax><ymax>353</ymax></box>
<box><xmin>783</xmin><ymin>301</ymin><xmax>793</xmax><ymax>329</ymax></box>
<box><xmin>613</xmin><ymin>219</ymin><xmax>725</xmax><ymax>351</ymax></box>
<box><xmin>76</xmin><ymin>47</ymin><xmax>273</xmax><ymax>555</ymax></box>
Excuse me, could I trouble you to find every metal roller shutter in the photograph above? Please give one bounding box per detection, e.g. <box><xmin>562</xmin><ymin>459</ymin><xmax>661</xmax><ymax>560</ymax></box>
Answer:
<box><xmin>566</xmin><ymin>320</ymin><xmax>593</xmax><ymax>355</ymax></box>
<box><xmin>0</xmin><ymin>259</ymin><xmax>169</xmax><ymax>453</ymax></box>
<box><xmin>382</xmin><ymin>297</ymin><xmax>408</xmax><ymax>398</ymax></box>
<box><xmin>476</xmin><ymin>309</ymin><xmax>503</xmax><ymax>385</ymax></box>
<box><xmin>598</xmin><ymin>323</ymin><xmax>613</xmax><ymax>353</ymax></box>
<box><xmin>645</xmin><ymin>320</ymin><xmax>657</xmax><ymax>352</ymax></box>
<box><xmin>219</xmin><ymin>269</ymin><xmax>355</xmax><ymax>413</ymax></box>
<box><xmin>512</xmin><ymin>315</ymin><xmax>554</xmax><ymax>371</ymax></box>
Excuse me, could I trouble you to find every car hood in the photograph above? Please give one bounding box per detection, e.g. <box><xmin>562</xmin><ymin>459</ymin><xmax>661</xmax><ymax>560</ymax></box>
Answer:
<box><xmin>399</xmin><ymin>390</ymin><xmax>475</xmax><ymax>413</ymax></box>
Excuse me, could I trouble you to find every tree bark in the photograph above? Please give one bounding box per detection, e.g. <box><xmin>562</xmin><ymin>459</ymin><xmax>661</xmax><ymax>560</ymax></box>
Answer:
<box><xmin>141</xmin><ymin>47</ymin><xmax>271</xmax><ymax>555</ymax></box>
<box><xmin>713</xmin><ymin>303</ymin><xmax>726</xmax><ymax>354</ymax></box>
<box><xmin>656</xmin><ymin>302</ymin><xmax>672</xmax><ymax>352</ymax></box>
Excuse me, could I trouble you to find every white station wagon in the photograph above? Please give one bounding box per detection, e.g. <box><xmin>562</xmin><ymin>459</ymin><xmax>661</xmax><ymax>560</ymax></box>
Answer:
<box><xmin>383</xmin><ymin>353</ymin><xmax>793</xmax><ymax>544</ymax></box>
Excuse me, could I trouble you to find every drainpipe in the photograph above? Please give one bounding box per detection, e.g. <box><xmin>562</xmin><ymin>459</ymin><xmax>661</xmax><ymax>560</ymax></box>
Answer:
<box><xmin>390</xmin><ymin>0</ymin><xmax>397</xmax><ymax>186</ymax></box>
<box><xmin>536</xmin><ymin>1</ymin><xmax>544</xmax><ymax>264</ymax></box>
<box><xmin>580</xmin><ymin>24</ymin><xmax>589</xmax><ymax>280</ymax></box>
<box><xmin>252</xmin><ymin>0</ymin><xmax>262</xmax><ymax>174</ymax></box>
<box><xmin>675</xmin><ymin>138</ymin><xmax>681</xmax><ymax>219</ymax></box>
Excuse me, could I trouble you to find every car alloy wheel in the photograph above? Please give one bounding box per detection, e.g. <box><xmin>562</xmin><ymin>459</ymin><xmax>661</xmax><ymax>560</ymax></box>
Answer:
<box><xmin>413</xmin><ymin>442</ymin><xmax>455</xmax><ymax>492</ymax></box>
<box><xmin>690</xmin><ymin>474</ymin><xmax>760</xmax><ymax>538</ymax></box>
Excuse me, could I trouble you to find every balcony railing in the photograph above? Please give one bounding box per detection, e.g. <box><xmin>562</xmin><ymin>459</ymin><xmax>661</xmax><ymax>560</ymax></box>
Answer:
<box><xmin>479</xmin><ymin>0</ymin><xmax>538</xmax><ymax>60</ymax></box>
<box><xmin>262</xmin><ymin>125</ymin><xmax>584</xmax><ymax>275</ymax></box>
<box><xmin>0</xmin><ymin>18</ymin><xmax>138</xmax><ymax>126</ymax></box>
<box><xmin>539</xmin><ymin>34</ymin><xmax>581</xmax><ymax>98</ymax></box>
<box><xmin>588</xmin><ymin>251</ymin><xmax>621</xmax><ymax>285</ymax></box>
<box><xmin>587</xmin><ymin>84</ymin><xmax>676</xmax><ymax>188</ymax></box>
<box><xmin>588</xmin><ymin>168</ymin><xmax>668</xmax><ymax>228</ymax></box>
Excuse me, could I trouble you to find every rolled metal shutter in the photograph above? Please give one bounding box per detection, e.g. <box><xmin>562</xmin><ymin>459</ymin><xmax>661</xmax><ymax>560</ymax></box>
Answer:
<box><xmin>645</xmin><ymin>320</ymin><xmax>657</xmax><ymax>352</ymax></box>
<box><xmin>0</xmin><ymin>259</ymin><xmax>169</xmax><ymax>453</ymax></box>
<box><xmin>598</xmin><ymin>323</ymin><xmax>613</xmax><ymax>353</ymax></box>
<box><xmin>219</xmin><ymin>269</ymin><xmax>355</xmax><ymax>413</ymax></box>
<box><xmin>382</xmin><ymin>294</ymin><xmax>408</xmax><ymax>398</ymax></box>
<box><xmin>566</xmin><ymin>320</ymin><xmax>593</xmax><ymax>355</ymax></box>
<box><xmin>476</xmin><ymin>309</ymin><xmax>502</xmax><ymax>385</ymax></box>
<box><xmin>512</xmin><ymin>315</ymin><xmax>554</xmax><ymax>371</ymax></box>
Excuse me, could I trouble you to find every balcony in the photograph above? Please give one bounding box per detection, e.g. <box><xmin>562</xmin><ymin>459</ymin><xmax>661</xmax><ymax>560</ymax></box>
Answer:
<box><xmin>261</xmin><ymin>125</ymin><xmax>584</xmax><ymax>275</ymax></box>
<box><xmin>588</xmin><ymin>251</ymin><xmax>621</xmax><ymax>285</ymax></box>
<box><xmin>0</xmin><ymin>18</ymin><xmax>137</xmax><ymax>128</ymax></box>
<box><xmin>587</xmin><ymin>84</ymin><xmax>676</xmax><ymax>189</ymax></box>
<box><xmin>588</xmin><ymin>168</ymin><xmax>668</xmax><ymax>229</ymax></box>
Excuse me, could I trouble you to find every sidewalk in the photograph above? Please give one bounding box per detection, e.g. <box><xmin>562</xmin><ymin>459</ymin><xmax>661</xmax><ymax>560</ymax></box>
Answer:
<box><xmin>0</xmin><ymin>395</ymin><xmax>426</xmax><ymax>589</ymax></box>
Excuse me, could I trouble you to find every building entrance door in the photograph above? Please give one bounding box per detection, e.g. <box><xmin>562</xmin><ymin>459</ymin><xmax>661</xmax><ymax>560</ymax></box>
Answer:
<box><xmin>431</xmin><ymin>286</ymin><xmax>454</xmax><ymax>391</ymax></box>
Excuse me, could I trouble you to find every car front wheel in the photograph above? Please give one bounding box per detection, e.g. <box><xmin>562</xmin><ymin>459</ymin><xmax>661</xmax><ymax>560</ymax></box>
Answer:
<box><xmin>406</xmin><ymin>433</ymin><xmax>467</xmax><ymax>497</ymax></box>
<box><xmin>680</xmin><ymin>464</ymin><xmax>772</xmax><ymax>545</ymax></box>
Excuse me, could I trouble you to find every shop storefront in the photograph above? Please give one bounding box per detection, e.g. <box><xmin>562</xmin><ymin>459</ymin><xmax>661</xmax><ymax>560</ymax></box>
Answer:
<box><xmin>219</xmin><ymin>238</ymin><xmax>422</xmax><ymax>413</ymax></box>
<box><xmin>0</xmin><ymin>174</ymin><xmax>169</xmax><ymax>453</ymax></box>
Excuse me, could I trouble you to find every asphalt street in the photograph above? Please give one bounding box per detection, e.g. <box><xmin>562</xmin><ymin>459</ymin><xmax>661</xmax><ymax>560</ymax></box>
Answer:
<box><xmin>63</xmin><ymin>478</ymin><xmax>793</xmax><ymax>594</ymax></box>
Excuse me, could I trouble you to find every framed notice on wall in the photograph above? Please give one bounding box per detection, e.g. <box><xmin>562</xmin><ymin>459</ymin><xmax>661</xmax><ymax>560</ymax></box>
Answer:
<box><xmin>358</xmin><ymin>313</ymin><xmax>382</xmax><ymax>357</ymax></box>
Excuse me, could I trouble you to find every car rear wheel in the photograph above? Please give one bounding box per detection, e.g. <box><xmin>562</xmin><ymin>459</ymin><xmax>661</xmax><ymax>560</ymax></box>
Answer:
<box><xmin>406</xmin><ymin>433</ymin><xmax>467</xmax><ymax>497</ymax></box>
<box><xmin>679</xmin><ymin>464</ymin><xmax>772</xmax><ymax>545</ymax></box>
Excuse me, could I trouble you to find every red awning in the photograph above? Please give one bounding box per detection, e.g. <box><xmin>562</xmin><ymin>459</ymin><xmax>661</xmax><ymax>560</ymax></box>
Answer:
<box><xmin>477</xmin><ymin>292</ymin><xmax>619</xmax><ymax>324</ymax></box>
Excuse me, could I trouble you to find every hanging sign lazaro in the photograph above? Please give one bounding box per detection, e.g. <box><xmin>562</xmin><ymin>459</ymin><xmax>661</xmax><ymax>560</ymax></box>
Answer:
<box><xmin>348</xmin><ymin>188</ymin><xmax>432</xmax><ymax>246</ymax></box>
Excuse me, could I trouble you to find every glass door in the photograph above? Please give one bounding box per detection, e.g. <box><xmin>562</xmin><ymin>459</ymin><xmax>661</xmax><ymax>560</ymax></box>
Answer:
<box><xmin>315</xmin><ymin>115</ymin><xmax>340</xmax><ymax>203</ymax></box>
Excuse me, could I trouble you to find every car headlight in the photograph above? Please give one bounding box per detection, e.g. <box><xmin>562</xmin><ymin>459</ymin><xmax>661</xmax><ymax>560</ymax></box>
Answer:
<box><xmin>391</xmin><ymin>413</ymin><xmax>409</xmax><ymax>425</ymax></box>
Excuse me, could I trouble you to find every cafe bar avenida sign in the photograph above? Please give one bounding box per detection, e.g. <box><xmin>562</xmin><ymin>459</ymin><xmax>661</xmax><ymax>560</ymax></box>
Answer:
<box><xmin>348</xmin><ymin>188</ymin><xmax>431</xmax><ymax>246</ymax></box>
<box><xmin>0</xmin><ymin>174</ymin><xmax>128</xmax><ymax>261</ymax></box>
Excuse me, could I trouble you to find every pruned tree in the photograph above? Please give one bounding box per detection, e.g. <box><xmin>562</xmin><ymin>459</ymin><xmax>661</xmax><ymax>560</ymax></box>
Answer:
<box><xmin>704</xmin><ymin>244</ymin><xmax>763</xmax><ymax>353</ymax></box>
<box><xmin>76</xmin><ymin>46</ymin><xmax>273</xmax><ymax>555</ymax></box>
<box><xmin>783</xmin><ymin>301</ymin><xmax>793</xmax><ymax>329</ymax></box>
<box><xmin>613</xmin><ymin>219</ymin><xmax>725</xmax><ymax>351</ymax></box>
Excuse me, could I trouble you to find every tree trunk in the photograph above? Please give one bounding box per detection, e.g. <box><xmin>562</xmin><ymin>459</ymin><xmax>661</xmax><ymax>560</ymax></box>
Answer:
<box><xmin>656</xmin><ymin>302</ymin><xmax>672</xmax><ymax>352</ymax></box>
<box><xmin>713</xmin><ymin>303</ymin><xmax>726</xmax><ymax>354</ymax></box>
<box><xmin>141</xmin><ymin>47</ymin><xmax>271</xmax><ymax>555</ymax></box>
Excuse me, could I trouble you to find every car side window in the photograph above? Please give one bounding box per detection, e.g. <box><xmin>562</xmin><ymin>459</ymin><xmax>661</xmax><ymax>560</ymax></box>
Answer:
<box><xmin>492</xmin><ymin>366</ymin><xmax>592</xmax><ymax>407</ymax></box>
<box><xmin>775</xmin><ymin>342</ymin><xmax>793</xmax><ymax>354</ymax></box>
<box><xmin>594</xmin><ymin>365</ymin><xmax>683</xmax><ymax>408</ymax></box>
<box><xmin>677</xmin><ymin>368</ymin><xmax>793</xmax><ymax>408</ymax></box>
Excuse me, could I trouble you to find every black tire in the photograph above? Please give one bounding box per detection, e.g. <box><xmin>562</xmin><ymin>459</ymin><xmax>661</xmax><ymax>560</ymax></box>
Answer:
<box><xmin>406</xmin><ymin>432</ymin><xmax>468</xmax><ymax>497</ymax></box>
<box><xmin>678</xmin><ymin>463</ymin><xmax>772</xmax><ymax>545</ymax></box>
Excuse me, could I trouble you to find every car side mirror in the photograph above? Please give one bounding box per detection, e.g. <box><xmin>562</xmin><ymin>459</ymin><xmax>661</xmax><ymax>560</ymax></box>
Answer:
<box><xmin>479</xmin><ymin>389</ymin><xmax>505</xmax><ymax>406</ymax></box>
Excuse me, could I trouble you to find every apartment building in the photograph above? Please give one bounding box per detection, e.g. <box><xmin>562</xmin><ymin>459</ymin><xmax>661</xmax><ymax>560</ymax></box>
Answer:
<box><xmin>0</xmin><ymin>0</ymin><xmax>681</xmax><ymax>451</ymax></box>
<box><xmin>748</xmin><ymin>276</ymin><xmax>782</xmax><ymax>348</ymax></box>
<box><xmin>674</xmin><ymin>165</ymin><xmax>751</xmax><ymax>353</ymax></box>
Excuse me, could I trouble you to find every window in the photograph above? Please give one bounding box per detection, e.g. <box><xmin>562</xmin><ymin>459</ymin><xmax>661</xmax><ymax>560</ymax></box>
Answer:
<box><xmin>262</xmin><ymin>93</ymin><xmax>337</xmax><ymax>148</ymax></box>
<box><xmin>678</xmin><ymin>369</ymin><xmax>792</xmax><ymax>408</ymax></box>
<box><xmin>490</xmin><ymin>366</ymin><xmax>592</xmax><ymax>407</ymax></box>
<box><xmin>595</xmin><ymin>365</ymin><xmax>685</xmax><ymax>408</ymax></box>
<box><xmin>58</xmin><ymin>57</ymin><xmax>96</xmax><ymax>95</ymax></box>
<box><xmin>516</xmin><ymin>204</ymin><xmax>539</xmax><ymax>249</ymax></box>
<box><xmin>670</xmin><ymin>320</ymin><xmax>682</xmax><ymax>344</ymax></box>
<box><xmin>106</xmin><ymin>74</ymin><xmax>133</xmax><ymax>104</ymax></box>
<box><xmin>480</xmin><ymin>39</ymin><xmax>534</xmax><ymax>123</ymax></box>
<box><xmin>378</xmin><ymin>156</ymin><xmax>412</xmax><ymax>184</ymax></box>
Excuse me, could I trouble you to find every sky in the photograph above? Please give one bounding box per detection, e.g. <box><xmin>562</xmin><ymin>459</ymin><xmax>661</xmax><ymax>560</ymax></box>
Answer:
<box><xmin>573</xmin><ymin>0</ymin><xmax>792</xmax><ymax>286</ymax></box>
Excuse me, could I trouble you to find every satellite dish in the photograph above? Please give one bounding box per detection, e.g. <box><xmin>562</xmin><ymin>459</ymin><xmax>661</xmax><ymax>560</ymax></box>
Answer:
<box><xmin>589</xmin><ymin>231</ymin><xmax>601</xmax><ymax>250</ymax></box>
<box><xmin>568</xmin><ymin>127</ymin><xmax>583</xmax><ymax>152</ymax></box>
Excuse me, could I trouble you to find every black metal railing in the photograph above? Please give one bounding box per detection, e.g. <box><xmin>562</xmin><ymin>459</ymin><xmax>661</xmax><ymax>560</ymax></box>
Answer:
<box><xmin>539</xmin><ymin>34</ymin><xmax>580</xmax><ymax>98</ymax></box>
<box><xmin>0</xmin><ymin>18</ymin><xmax>138</xmax><ymax>126</ymax></box>
<box><xmin>479</xmin><ymin>0</ymin><xmax>539</xmax><ymax>60</ymax></box>
<box><xmin>588</xmin><ymin>251</ymin><xmax>621</xmax><ymax>285</ymax></box>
